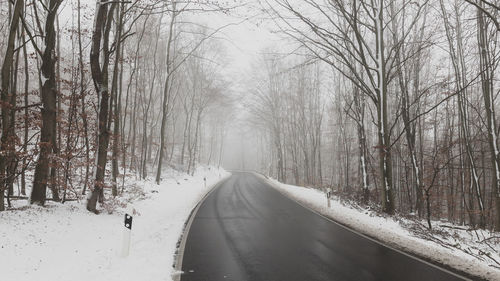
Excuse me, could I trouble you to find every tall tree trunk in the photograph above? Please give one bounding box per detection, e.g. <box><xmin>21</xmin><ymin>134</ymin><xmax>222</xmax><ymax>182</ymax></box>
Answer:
<box><xmin>6</xmin><ymin>27</ymin><xmax>21</xmax><ymax>207</ymax></box>
<box><xmin>49</xmin><ymin>13</ymin><xmax>62</xmax><ymax>202</ymax></box>
<box><xmin>156</xmin><ymin>5</ymin><xmax>177</xmax><ymax>184</ymax></box>
<box><xmin>111</xmin><ymin>3</ymin><xmax>124</xmax><ymax>197</ymax></box>
<box><xmin>77</xmin><ymin>0</ymin><xmax>90</xmax><ymax>196</ymax></box>
<box><xmin>21</xmin><ymin>28</ymin><xmax>29</xmax><ymax>196</ymax></box>
<box><xmin>0</xmin><ymin>0</ymin><xmax>23</xmax><ymax>211</ymax></box>
<box><xmin>376</xmin><ymin>1</ymin><xmax>395</xmax><ymax>214</ymax></box>
<box><xmin>31</xmin><ymin>0</ymin><xmax>61</xmax><ymax>206</ymax></box>
<box><xmin>87</xmin><ymin>1</ymin><xmax>117</xmax><ymax>213</ymax></box>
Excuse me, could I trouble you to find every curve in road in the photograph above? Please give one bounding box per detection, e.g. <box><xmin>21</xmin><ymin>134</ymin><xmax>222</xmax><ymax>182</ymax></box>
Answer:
<box><xmin>180</xmin><ymin>172</ymin><xmax>467</xmax><ymax>281</ymax></box>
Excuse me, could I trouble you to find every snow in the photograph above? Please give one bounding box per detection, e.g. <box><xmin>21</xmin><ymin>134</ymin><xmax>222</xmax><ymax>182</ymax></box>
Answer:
<box><xmin>360</xmin><ymin>154</ymin><xmax>368</xmax><ymax>189</ymax></box>
<box><xmin>263</xmin><ymin>175</ymin><xmax>500</xmax><ymax>281</ymax></box>
<box><xmin>0</xmin><ymin>166</ymin><xmax>230</xmax><ymax>281</ymax></box>
<box><xmin>40</xmin><ymin>75</ymin><xmax>49</xmax><ymax>85</ymax></box>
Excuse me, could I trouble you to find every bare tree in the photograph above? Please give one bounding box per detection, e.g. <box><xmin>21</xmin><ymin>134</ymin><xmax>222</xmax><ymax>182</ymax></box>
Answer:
<box><xmin>30</xmin><ymin>0</ymin><xmax>63</xmax><ymax>205</ymax></box>
<box><xmin>0</xmin><ymin>0</ymin><xmax>23</xmax><ymax>211</ymax></box>
<box><xmin>87</xmin><ymin>0</ymin><xmax>117</xmax><ymax>213</ymax></box>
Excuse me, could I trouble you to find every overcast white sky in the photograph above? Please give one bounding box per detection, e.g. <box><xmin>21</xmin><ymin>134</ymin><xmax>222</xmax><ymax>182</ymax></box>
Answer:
<box><xmin>196</xmin><ymin>2</ymin><xmax>282</xmax><ymax>75</ymax></box>
<box><xmin>56</xmin><ymin>0</ymin><xmax>285</xmax><ymax>170</ymax></box>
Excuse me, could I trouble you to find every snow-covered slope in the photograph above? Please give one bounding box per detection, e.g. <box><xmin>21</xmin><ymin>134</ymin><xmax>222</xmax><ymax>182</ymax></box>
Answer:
<box><xmin>0</xmin><ymin>167</ymin><xmax>229</xmax><ymax>281</ymax></box>
<box><xmin>263</xmin><ymin>176</ymin><xmax>500</xmax><ymax>281</ymax></box>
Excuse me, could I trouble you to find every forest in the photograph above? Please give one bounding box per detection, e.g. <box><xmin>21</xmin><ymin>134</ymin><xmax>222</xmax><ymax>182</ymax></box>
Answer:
<box><xmin>243</xmin><ymin>0</ymin><xmax>500</xmax><ymax>231</ymax></box>
<box><xmin>0</xmin><ymin>0</ymin><xmax>236</xmax><ymax>213</ymax></box>
<box><xmin>1</xmin><ymin>0</ymin><xmax>500</xmax><ymax>235</ymax></box>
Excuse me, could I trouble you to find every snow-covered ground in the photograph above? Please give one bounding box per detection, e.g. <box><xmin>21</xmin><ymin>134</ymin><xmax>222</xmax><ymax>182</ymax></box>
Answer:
<box><xmin>0</xmin><ymin>166</ymin><xmax>229</xmax><ymax>281</ymax></box>
<box><xmin>263</xmin><ymin>176</ymin><xmax>500</xmax><ymax>281</ymax></box>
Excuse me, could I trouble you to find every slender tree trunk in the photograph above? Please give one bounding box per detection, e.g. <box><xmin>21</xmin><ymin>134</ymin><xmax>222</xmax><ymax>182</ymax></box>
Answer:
<box><xmin>21</xmin><ymin>28</ymin><xmax>28</xmax><ymax>196</ymax></box>
<box><xmin>376</xmin><ymin>1</ymin><xmax>395</xmax><ymax>214</ymax></box>
<box><xmin>111</xmin><ymin>3</ymin><xmax>124</xmax><ymax>197</ymax></box>
<box><xmin>156</xmin><ymin>6</ymin><xmax>177</xmax><ymax>184</ymax></box>
<box><xmin>78</xmin><ymin>0</ymin><xmax>90</xmax><ymax>196</ymax></box>
<box><xmin>6</xmin><ymin>27</ymin><xmax>21</xmax><ymax>207</ymax></box>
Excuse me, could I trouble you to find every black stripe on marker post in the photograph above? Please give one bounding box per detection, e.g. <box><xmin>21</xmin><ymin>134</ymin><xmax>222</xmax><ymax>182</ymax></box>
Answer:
<box><xmin>125</xmin><ymin>214</ymin><xmax>133</xmax><ymax>230</ymax></box>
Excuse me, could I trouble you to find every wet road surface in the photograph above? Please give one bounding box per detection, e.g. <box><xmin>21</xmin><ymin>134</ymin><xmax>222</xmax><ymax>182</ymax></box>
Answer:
<box><xmin>180</xmin><ymin>172</ymin><xmax>465</xmax><ymax>281</ymax></box>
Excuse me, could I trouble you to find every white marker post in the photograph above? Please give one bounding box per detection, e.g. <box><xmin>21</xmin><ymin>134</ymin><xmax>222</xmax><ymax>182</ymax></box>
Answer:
<box><xmin>326</xmin><ymin>188</ymin><xmax>332</xmax><ymax>208</ymax></box>
<box><xmin>121</xmin><ymin>209</ymin><xmax>134</xmax><ymax>257</ymax></box>
<box><xmin>204</xmin><ymin>177</ymin><xmax>207</xmax><ymax>188</ymax></box>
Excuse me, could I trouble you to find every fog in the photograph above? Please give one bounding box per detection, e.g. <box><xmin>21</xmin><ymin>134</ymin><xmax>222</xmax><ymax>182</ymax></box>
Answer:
<box><xmin>0</xmin><ymin>0</ymin><xmax>499</xmax><ymax>230</ymax></box>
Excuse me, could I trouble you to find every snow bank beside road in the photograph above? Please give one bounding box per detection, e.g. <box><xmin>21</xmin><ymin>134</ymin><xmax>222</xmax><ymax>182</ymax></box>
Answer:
<box><xmin>0</xmin><ymin>166</ymin><xmax>229</xmax><ymax>281</ymax></box>
<box><xmin>264</xmin><ymin>177</ymin><xmax>500</xmax><ymax>281</ymax></box>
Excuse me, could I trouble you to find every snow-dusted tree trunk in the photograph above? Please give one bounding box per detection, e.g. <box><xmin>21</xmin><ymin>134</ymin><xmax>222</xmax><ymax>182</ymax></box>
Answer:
<box><xmin>353</xmin><ymin>84</ymin><xmax>370</xmax><ymax>203</ymax></box>
<box><xmin>375</xmin><ymin>0</ymin><xmax>395</xmax><ymax>214</ymax></box>
<box><xmin>31</xmin><ymin>0</ymin><xmax>61</xmax><ymax>205</ymax></box>
<box><xmin>87</xmin><ymin>1</ymin><xmax>117</xmax><ymax>213</ymax></box>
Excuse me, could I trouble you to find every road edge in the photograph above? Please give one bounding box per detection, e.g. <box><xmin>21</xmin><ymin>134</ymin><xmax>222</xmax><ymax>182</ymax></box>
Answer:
<box><xmin>253</xmin><ymin>172</ymin><xmax>483</xmax><ymax>281</ymax></box>
<box><xmin>171</xmin><ymin>174</ymin><xmax>231</xmax><ymax>281</ymax></box>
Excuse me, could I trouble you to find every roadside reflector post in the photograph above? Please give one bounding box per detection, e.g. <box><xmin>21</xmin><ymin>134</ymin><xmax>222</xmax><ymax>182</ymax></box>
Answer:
<box><xmin>326</xmin><ymin>188</ymin><xmax>332</xmax><ymax>208</ymax></box>
<box><xmin>121</xmin><ymin>209</ymin><xmax>134</xmax><ymax>257</ymax></box>
<box><xmin>204</xmin><ymin>177</ymin><xmax>207</xmax><ymax>188</ymax></box>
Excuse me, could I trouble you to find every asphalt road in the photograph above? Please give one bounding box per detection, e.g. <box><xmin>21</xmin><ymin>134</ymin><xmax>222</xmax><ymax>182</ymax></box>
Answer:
<box><xmin>180</xmin><ymin>172</ymin><xmax>466</xmax><ymax>281</ymax></box>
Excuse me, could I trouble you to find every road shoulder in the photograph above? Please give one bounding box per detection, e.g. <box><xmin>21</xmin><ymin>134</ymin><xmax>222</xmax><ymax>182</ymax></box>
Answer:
<box><xmin>172</xmin><ymin>174</ymin><xmax>231</xmax><ymax>281</ymax></box>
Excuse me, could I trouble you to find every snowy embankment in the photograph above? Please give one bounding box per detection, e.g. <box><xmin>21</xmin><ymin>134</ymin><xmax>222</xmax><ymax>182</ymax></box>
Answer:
<box><xmin>0</xmin><ymin>166</ymin><xmax>229</xmax><ymax>281</ymax></box>
<box><xmin>263</xmin><ymin>176</ymin><xmax>500</xmax><ymax>281</ymax></box>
